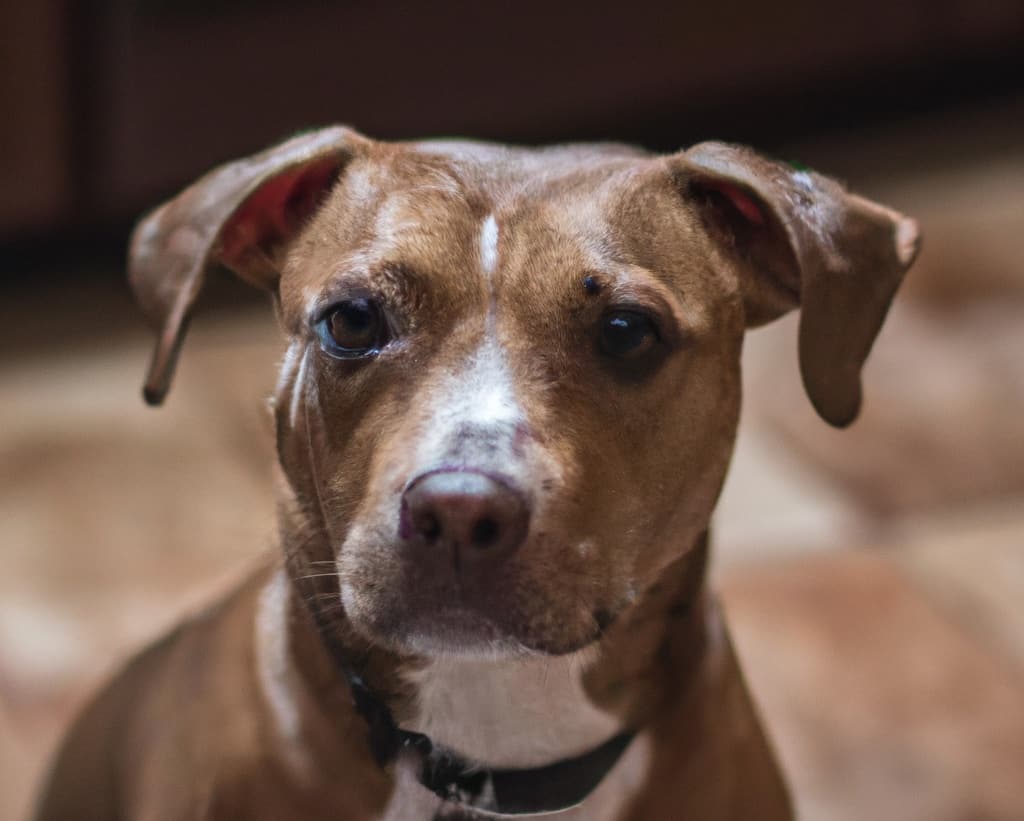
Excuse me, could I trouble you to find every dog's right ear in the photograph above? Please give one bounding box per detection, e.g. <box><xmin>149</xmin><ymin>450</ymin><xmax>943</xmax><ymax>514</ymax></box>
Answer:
<box><xmin>128</xmin><ymin>126</ymin><xmax>366</xmax><ymax>406</ymax></box>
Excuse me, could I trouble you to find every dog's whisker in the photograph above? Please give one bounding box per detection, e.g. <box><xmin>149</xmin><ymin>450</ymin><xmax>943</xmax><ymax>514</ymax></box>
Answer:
<box><xmin>314</xmin><ymin>602</ymin><xmax>348</xmax><ymax>618</ymax></box>
<box><xmin>306</xmin><ymin>591</ymin><xmax>342</xmax><ymax>601</ymax></box>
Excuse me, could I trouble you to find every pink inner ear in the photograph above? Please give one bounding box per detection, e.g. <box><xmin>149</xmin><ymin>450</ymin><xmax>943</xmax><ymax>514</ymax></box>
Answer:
<box><xmin>219</xmin><ymin>158</ymin><xmax>339</xmax><ymax>270</ymax></box>
<box><xmin>709</xmin><ymin>181</ymin><xmax>766</xmax><ymax>226</ymax></box>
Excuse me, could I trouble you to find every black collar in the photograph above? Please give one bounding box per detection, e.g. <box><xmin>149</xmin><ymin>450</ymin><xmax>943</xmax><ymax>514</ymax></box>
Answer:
<box><xmin>345</xmin><ymin>668</ymin><xmax>635</xmax><ymax>816</ymax></box>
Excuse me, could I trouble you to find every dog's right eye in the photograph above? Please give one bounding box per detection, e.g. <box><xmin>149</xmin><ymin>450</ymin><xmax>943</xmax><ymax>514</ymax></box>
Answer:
<box><xmin>316</xmin><ymin>298</ymin><xmax>389</xmax><ymax>358</ymax></box>
<box><xmin>598</xmin><ymin>310</ymin><xmax>660</xmax><ymax>358</ymax></box>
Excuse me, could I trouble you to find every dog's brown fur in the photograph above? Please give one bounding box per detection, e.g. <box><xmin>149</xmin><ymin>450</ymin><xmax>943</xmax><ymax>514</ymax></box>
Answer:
<box><xmin>35</xmin><ymin>127</ymin><xmax>919</xmax><ymax>820</ymax></box>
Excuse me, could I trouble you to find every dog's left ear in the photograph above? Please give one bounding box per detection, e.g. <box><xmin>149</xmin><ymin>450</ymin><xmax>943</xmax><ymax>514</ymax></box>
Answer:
<box><xmin>677</xmin><ymin>142</ymin><xmax>920</xmax><ymax>427</ymax></box>
<box><xmin>129</xmin><ymin>126</ymin><xmax>366</xmax><ymax>406</ymax></box>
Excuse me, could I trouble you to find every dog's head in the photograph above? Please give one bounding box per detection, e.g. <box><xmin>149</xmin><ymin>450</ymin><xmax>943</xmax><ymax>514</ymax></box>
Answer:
<box><xmin>130</xmin><ymin>127</ymin><xmax>918</xmax><ymax>657</ymax></box>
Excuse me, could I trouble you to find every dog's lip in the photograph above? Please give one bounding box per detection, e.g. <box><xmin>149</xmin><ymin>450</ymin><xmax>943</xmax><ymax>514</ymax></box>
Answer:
<box><xmin>388</xmin><ymin>598</ymin><xmax>614</xmax><ymax>658</ymax></box>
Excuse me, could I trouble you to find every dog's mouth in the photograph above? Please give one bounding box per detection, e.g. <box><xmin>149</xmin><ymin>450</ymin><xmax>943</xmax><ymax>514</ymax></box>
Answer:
<box><xmin>333</xmin><ymin>512</ymin><xmax>628</xmax><ymax>658</ymax></box>
<box><xmin>339</xmin><ymin>573</ymin><xmax>618</xmax><ymax>659</ymax></box>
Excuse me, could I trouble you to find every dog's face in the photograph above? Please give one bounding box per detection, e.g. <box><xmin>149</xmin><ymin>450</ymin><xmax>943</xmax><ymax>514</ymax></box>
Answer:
<box><xmin>129</xmin><ymin>128</ymin><xmax>919</xmax><ymax>658</ymax></box>
<box><xmin>273</xmin><ymin>142</ymin><xmax>744</xmax><ymax>655</ymax></box>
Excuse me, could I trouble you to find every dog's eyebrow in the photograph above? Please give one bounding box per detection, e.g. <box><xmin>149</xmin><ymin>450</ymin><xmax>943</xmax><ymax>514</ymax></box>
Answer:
<box><xmin>372</xmin><ymin>261</ymin><xmax>422</xmax><ymax>289</ymax></box>
<box><xmin>309</xmin><ymin>261</ymin><xmax>423</xmax><ymax>311</ymax></box>
<box><xmin>601</xmin><ymin>268</ymin><xmax>704</xmax><ymax>341</ymax></box>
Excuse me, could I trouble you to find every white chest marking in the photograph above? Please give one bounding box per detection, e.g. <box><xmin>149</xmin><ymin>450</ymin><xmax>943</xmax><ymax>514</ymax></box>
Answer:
<box><xmin>480</xmin><ymin>214</ymin><xmax>499</xmax><ymax>276</ymax></box>
<box><xmin>403</xmin><ymin>650</ymin><xmax>623</xmax><ymax>769</ymax></box>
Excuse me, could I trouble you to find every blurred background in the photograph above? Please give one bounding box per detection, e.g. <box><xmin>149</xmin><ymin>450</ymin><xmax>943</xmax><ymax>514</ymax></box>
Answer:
<box><xmin>2</xmin><ymin>2</ymin><xmax>1023</xmax><ymax>819</ymax></box>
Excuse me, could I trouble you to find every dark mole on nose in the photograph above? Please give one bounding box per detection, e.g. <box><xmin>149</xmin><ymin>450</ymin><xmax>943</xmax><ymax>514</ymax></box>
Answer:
<box><xmin>582</xmin><ymin>275</ymin><xmax>601</xmax><ymax>295</ymax></box>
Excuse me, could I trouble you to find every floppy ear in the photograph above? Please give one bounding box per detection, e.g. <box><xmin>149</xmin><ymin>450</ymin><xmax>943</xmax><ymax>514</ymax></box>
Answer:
<box><xmin>128</xmin><ymin>126</ymin><xmax>366</xmax><ymax>406</ymax></box>
<box><xmin>678</xmin><ymin>142</ymin><xmax>921</xmax><ymax>428</ymax></box>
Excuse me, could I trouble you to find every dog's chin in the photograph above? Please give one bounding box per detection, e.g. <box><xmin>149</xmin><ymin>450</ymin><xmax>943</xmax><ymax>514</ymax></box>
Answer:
<box><xmin>350</xmin><ymin>603</ymin><xmax>607</xmax><ymax>660</ymax></box>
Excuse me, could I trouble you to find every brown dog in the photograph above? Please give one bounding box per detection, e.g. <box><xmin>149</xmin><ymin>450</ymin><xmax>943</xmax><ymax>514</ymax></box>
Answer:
<box><xmin>35</xmin><ymin>127</ymin><xmax>919</xmax><ymax>820</ymax></box>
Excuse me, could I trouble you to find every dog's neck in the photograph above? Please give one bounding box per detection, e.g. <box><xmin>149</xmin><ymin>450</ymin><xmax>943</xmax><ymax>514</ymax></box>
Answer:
<box><xmin>394</xmin><ymin>532</ymin><xmax>710</xmax><ymax>768</ymax></box>
<box><xmin>398</xmin><ymin>645</ymin><xmax>623</xmax><ymax>769</ymax></box>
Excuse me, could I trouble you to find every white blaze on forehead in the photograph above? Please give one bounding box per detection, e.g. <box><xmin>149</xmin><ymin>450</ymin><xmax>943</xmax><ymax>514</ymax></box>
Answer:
<box><xmin>479</xmin><ymin>213</ymin><xmax>499</xmax><ymax>276</ymax></box>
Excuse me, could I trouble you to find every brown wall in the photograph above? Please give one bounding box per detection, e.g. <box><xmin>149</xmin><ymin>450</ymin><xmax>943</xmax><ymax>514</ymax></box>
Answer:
<box><xmin>0</xmin><ymin>0</ymin><xmax>69</xmax><ymax>233</ymax></box>
<box><xmin>1</xmin><ymin>0</ymin><xmax>1022</xmax><ymax>237</ymax></box>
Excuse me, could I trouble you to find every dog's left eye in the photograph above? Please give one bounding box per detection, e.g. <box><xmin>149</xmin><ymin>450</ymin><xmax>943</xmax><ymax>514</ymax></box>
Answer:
<box><xmin>598</xmin><ymin>310</ymin><xmax>660</xmax><ymax>358</ymax></box>
<box><xmin>316</xmin><ymin>298</ymin><xmax>389</xmax><ymax>358</ymax></box>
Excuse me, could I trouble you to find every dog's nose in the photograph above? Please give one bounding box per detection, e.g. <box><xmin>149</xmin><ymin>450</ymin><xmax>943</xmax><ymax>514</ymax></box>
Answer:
<box><xmin>400</xmin><ymin>470</ymin><xmax>529</xmax><ymax>562</ymax></box>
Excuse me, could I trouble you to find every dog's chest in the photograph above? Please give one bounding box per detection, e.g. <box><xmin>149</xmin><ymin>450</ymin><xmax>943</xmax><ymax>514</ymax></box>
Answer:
<box><xmin>377</xmin><ymin>654</ymin><xmax>651</xmax><ymax>820</ymax></box>
<box><xmin>402</xmin><ymin>652</ymin><xmax>621</xmax><ymax>767</ymax></box>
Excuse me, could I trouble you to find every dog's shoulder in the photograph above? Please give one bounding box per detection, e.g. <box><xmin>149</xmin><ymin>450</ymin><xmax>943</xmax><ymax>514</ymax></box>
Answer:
<box><xmin>33</xmin><ymin>564</ymin><xmax>279</xmax><ymax>821</ymax></box>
